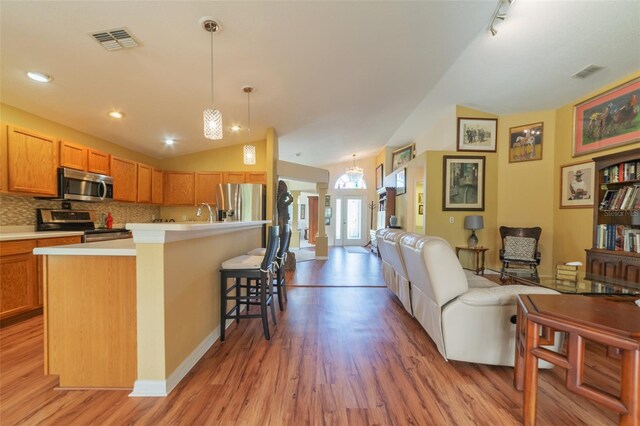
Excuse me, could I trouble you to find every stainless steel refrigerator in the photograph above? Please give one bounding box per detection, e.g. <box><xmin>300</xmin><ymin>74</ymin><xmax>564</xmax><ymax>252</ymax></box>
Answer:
<box><xmin>216</xmin><ymin>183</ymin><xmax>265</xmax><ymax>222</ymax></box>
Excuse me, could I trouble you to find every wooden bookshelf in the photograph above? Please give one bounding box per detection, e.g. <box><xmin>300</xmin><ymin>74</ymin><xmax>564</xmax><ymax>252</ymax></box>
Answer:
<box><xmin>586</xmin><ymin>147</ymin><xmax>640</xmax><ymax>283</ymax></box>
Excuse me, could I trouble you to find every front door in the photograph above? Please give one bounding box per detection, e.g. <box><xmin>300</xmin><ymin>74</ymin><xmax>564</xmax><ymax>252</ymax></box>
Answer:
<box><xmin>335</xmin><ymin>195</ymin><xmax>366</xmax><ymax>246</ymax></box>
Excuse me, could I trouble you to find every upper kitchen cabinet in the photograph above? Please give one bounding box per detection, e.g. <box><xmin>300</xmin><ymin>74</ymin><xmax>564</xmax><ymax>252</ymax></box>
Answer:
<box><xmin>87</xmin><ymin>148</ymin><xmax>110</xmax><ymax>175</ymax></box>
<box><xmin>164</xmin><ymin>171</ymin><xmax>195</xmax><ymax>205</ymax></box>
<box><xmin>137</xmin><ymin>163</ymin><xmax>152</xmax><ymax>204</ymax></box>
<box><xmin>223</xmin><ymin>171</ymin><xmax>246</xmax><ymax>184</ymax></box>
<box><xmin>151</xmin><ymin>168</ymin><xmax>163</xmax><ymax>205</ymax></box>
<box><xmin>245</xmin><ymin>171</ymin><xmax>267</xmax><ymax>184</ymax></box>
<box><xmin>195</xmin><ymin>172</ymin><xmax>222</xmax><ymax>205</ymax></box>
<box><xmin>6</xmin><ymin>126</ymin><xmax>58</xmax><ymax>196</ymax></box>
<box><xmin>110</xmin><ymin>156</ymin><xmax>137</xmax><ymax>202</ymax></box>
<box><xmin>59</xmin><ymin>140</ymin><xmax>87</xmax><ymax>171</ymax></box>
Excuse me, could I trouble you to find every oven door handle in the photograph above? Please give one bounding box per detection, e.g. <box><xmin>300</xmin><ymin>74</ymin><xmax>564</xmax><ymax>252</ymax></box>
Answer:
<box><xmin>99</xmin><ymin>180</ymin><xmax>107</xmax><ymax>200</ymax></box>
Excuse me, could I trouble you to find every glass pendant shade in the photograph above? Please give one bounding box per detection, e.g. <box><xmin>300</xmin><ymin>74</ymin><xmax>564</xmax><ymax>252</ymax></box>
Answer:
<box><xmin>243</xmin><ymin>144</ymin><xmax>256</xmax><ymax>165</ymax></box>
<box><xmin>203</xmin><ymin>108</ymin><xmax>223</xmax><ymax>140</ymax></box>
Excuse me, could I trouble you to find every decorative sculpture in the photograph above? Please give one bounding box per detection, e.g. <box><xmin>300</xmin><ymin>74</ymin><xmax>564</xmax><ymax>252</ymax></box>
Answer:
<box><xmin>277</xmin><ymin>180</ymin><xmax>297</xmax><ymax>270</ymax></box>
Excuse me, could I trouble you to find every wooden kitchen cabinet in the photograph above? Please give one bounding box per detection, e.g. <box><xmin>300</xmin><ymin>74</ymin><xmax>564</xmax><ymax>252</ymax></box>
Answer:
<box><xmin>6</xmin><ymin>126</ymin><xmax>58</xmax><ymax>196</ymax></box>
<box><xmin>137</xmin><ymin>163</ymin><xmax>152</xmax><ymax>203</ymax></box>
<box><xmin>87</xmin><ymin>148</ymin><xmax>110</xmax><ymax>175</ymax></box>
<box><xmin>164</xmin><ymin>171</ymin><xmax>195</xmax><ymax>205</ymax></box>
<box><xmin>110</xmin><ymin>156</ymin><xmax>138</xmax><ymax>202</ymax></box>
<box><xmin>195</xmin><ymin>172</ymin><xmax>222</xmax><ymax>205</ymax></box>
<box><xmin>59</xmin><ymin>140</ymin><xmax>87</xmax><ymax>171</ymax></box>
<box><xmin>223</xmin><ymin>171</ymin><xmax>246</xmax><ymax>184</ymax></box>
<box><xmin>36</xmin><ymin>236</ymin><xmax>82</xmax><ymax>306</ymax></box>
<box><xmin>0</xmin><ymin>240</ymin><xmax>37</xmax><ymax>321</ymax></box>
<box><xmin>151</xmin><ymin>168</ymin><xmax>163</xmax><ymax>204</ymax></box>
<box><xmin>245</xmin><ymin>171</ymin><xmax>267</xmax><ymax>184</ymax></box>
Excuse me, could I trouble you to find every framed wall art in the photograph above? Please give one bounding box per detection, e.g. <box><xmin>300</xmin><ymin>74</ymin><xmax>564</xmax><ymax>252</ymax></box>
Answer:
<box><xmin>573</xmin><ymin>77</ymin><xmax>640</xmax><ymax>157</ymax></box>
<box><xmin>300</xmin><ymin>203</ymin><xmax>305</xmax><ymax>219</ymax></box>
<box><xmin>375</xmin><ymin>164</ymin><xmax>384</xmax><ymax>190</ymax></box>
<box><xmin>443</xmin><ymin>156</ymin><xmax>485</xmax><ymax>211</ymax></box>
<box><xmin>395</xmin><ymin>168</ymin><xmax>406</xmax><ymax>195</ymax></box>
<box><xmin>457</xmin><ymin>118</ymin><xmax>497</xmax><ymax>152</ymax></box>
<box><xmin>391</xmin><ymin>143</ymin><xmax>415</xmax><ymax>172</ymax></box>
<box><xmin>560</xmin><ymin>161</ymin><xmax>595</xmax><ymax>208</ymax></box>
<box><xmin>509</xmin><ymin>122</ymin><xmax>543</xmax><ymax>162</ymax></box>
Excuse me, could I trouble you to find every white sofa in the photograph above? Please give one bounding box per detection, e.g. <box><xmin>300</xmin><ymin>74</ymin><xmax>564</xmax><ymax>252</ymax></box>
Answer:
<box><xmin>376</xmin><ymin>229</ymin><xmax>560</xmax><ymax>367</ymax></box>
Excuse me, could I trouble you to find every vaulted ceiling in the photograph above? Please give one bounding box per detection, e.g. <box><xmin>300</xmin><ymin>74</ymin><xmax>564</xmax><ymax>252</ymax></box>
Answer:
<box><xmin>1</xmin><ymin>1</ymin><xmax>639</xmax><ymax>167</ymax></box>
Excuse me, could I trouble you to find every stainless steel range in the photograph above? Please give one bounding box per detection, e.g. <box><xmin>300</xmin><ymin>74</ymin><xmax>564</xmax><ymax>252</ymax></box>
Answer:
<box><xmin>36</xmin><ymin>209</ymin><xmax>131</xmax><ymax>242</ymax></box>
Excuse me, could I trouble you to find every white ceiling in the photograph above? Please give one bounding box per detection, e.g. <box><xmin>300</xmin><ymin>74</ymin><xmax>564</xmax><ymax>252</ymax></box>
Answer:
<box><xmin>1</xmin><ymin>1</ymin><xmax>639</xmax><ymax>167</ymax></box>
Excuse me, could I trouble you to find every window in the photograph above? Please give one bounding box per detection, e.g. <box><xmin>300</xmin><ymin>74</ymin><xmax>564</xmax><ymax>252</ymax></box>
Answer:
<box><xmin>334</xmin><ymin>174</ymin><xmax>367</xmax><ymax>189</ymax></box>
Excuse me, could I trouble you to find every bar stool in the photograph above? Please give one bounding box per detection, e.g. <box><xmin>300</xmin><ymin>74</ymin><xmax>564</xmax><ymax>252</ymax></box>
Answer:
<box><xmin>220</xmin><ymin>225</ymin><xmax>279</xmax><ymax>341</ymax></box>
<box><xmin>247</xmin><ymin>225</ymin><xmax>291</xmax><ymax>311</ymax></box>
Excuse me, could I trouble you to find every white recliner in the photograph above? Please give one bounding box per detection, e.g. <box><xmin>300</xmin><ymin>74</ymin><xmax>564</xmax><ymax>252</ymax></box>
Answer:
<box><xmin>399</xmin><ymin>234</ymin><xmax>560</xmax><ymax>367</ymax></box>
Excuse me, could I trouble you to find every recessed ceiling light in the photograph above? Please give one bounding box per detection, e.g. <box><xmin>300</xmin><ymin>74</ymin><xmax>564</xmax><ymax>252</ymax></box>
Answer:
<box><xmin>165</xmin><ymin>139</ymin><xmax>175</xmax><ymax>145</ymax></box>
<box><xmin>108</xmin><ymin>111</ymin><xmax>125</xmax><ymax>119</ymax></box>
<box><xmin>230</xmin><ymin>125</ymin><xmax>241</xmax><ymax>132</ymax></box>
<box><xmin>27</xmin><ymin>71</ymin><xmax>52</xmax><ymax>83</ymax></box>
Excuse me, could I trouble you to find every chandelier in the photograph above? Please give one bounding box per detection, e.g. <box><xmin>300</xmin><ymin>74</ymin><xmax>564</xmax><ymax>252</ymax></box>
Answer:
<box><xmin>203</xmin><ymin>19</ymin><xmax>223</xmax><ymax>140</ymax></box>
<box><xmin>243</xmin><ymin>86</ymin><xmax>256</xmax><ymax>165</ymax></box>
<box><xmin>345</xmin><ymin>154</ymin><xmax>364</xmax><ymax>182</ymax></box>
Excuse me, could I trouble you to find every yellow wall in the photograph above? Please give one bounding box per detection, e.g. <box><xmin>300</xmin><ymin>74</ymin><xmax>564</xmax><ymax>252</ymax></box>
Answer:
<box><xmin>1</xmin><ymin>103</ymin><xmax>162</xmax><ymax>167</ymax></box>
<box><xmin>552</xmin><ymin>70</ymin><xmax>640</xmax><ymax>267</ymax></box>
<box><xmin>159</xmin><ymin>139</ymin><xmax>267</xmax><ymax>171</ymax></box>
<box><xmin>497</xmin><ymin>109</ymin><xmax>557</xmax><ymax>274</ymax></box>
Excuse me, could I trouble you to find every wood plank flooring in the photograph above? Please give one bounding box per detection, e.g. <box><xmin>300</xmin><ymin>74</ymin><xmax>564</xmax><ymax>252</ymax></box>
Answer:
<box><xmin>0</xmin><ymin>249</ymin><xmax>620</xmax><ymax>425</ymax></box>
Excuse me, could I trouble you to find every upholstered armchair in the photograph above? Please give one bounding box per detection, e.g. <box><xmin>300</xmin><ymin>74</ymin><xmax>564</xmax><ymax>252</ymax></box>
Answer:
<box><xmin>499</xmin><ymin>226</ymin><xmax>542</xmax><ymax>280</ymax></box>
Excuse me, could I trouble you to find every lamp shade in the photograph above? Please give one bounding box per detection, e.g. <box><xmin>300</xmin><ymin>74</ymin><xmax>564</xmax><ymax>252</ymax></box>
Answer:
<box><xmin>464</xmin><ymin>215</ymin><xmax>484</xmax><ymax>230</ymax></box>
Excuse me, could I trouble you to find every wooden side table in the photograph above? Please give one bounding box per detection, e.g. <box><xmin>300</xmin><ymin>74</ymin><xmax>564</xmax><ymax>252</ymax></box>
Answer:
<box><xmin>455</xmin><ymin>246</ymin><xmax>488</xmax><ymax>275</ymax></box>
<box><xmin>514</xmin><ymin>294</ymin><xmax>640</xmax><ymax>426</ymax></box>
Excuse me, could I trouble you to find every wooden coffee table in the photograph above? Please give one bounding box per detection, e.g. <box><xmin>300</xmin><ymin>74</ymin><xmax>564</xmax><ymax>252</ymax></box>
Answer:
<box><xmin>514</xmin><ymin>294</ymin><xmax>640</xmax><ymax>425</ymax></box>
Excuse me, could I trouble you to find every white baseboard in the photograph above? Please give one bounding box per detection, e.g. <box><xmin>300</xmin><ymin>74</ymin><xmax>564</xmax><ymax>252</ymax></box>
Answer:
<box><xmin>129</xmin><ymin>326</ymin><xmax>219</xmax><ymax>397</ymax></box>
<box><xmin>315</xmin><ymin>256</ymin><xmax>328</xmax><ymax>260</ymax></box>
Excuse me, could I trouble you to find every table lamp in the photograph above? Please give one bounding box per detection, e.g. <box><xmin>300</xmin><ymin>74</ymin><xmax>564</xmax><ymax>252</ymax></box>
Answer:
<box><xmin>464</xmin><ymin>215</ymin><xmax>484</xmax><ymax>248</ymax></box>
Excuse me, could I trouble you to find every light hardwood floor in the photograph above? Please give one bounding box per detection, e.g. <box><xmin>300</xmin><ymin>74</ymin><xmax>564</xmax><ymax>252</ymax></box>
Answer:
<box><xmin>0</xmin><ymin>249</ymin><xmax>620</xmax><ymax>425</ymax></box>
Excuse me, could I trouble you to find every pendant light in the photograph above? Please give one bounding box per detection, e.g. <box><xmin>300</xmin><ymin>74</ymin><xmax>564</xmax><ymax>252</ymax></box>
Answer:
<box><xmin>243</xmin><ymin>86</ymin><xmax>256</xmax><ymax>165</ymax></box>
<box><xmin>345</xmin><ymin>154</ymin><xmax>364</xmax><ymax>182</ymax></box>
<box><xmin>203</xmin><ymin>19</ymin><xmax>223</xmax><ymax>140</ymax></box>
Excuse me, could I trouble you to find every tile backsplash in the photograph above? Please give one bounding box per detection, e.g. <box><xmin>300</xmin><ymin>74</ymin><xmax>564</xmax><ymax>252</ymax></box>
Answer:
<box><xmin>0</xmin><ymin>194</ymin><xmax>160</xmax><ymax>227</ymax></box>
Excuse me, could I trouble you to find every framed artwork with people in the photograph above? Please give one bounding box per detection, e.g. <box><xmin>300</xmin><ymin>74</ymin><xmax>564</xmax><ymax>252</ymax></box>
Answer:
<box><xmin>457</xmin><ymin>118</ymin><xmax>497</xmax><ymax>152</ymax></box>
<box><xmin>560</xmin><ymin>161</ymin><xmax>595</xmax><ymax>208</ymax></box>
<box><xmin>442</xmin><ymin>156</ymin><xmax>485</xmax><ymax>211</ymax></box>
<box><xmin>573</xmin><ymin>77</ymin><xmax>640</xmax><ymax>157</ymax></box>
<box><xmin>509</xmin><ymin>122</ymin><xmax>543</xmax><ymax>162</ymax></box>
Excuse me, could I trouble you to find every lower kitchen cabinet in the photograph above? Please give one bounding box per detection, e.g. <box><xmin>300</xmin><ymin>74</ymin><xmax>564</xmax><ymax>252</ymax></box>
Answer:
<box><xmin>0</xmin><ymin>240</ymin><xmax>37</xmax><ymax>321</ymax></box>
<box><xmin>0</xmin><ymin>236</ymin><xmax>82</xmax><ymax>326</ymax></box>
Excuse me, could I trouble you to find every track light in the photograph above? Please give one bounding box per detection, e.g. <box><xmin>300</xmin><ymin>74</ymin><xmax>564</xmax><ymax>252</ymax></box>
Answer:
<box><xmin>488</xmin><ymin>0</ymin><xmax>512</xmax><ymax>36</ymax></box>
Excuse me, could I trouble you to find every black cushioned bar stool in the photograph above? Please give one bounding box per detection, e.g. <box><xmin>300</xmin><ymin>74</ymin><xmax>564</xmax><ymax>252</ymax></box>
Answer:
<box><xmin>220</xmin><ymin>225</ymin><xmax>279</xmax><ymax>341</ymax></box>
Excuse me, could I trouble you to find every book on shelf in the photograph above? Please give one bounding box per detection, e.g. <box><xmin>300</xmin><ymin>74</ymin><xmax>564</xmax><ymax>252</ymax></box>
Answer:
<box><xmin>602</xmin><ymin>160</ymin><xmax>640</xmax><ymax>183</ymax></box>
<box><xmin>595</xmin><ymin>224</ymin><xmax>640</xmax><ymax>252</ymax></box>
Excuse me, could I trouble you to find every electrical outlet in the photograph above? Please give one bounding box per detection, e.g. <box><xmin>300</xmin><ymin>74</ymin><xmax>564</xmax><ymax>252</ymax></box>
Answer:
<box><xmin>182</xmin><ymin>215</ymin><xmax>187</xmax><ymax>221</ymax></box>
<box><xmin>449</xmin><ymin>217</ymin><xmax>455</xmax><ymax>224</ymax></box>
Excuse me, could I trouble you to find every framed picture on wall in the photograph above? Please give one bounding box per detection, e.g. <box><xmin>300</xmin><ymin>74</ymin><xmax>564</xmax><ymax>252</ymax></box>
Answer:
<box><xmin>418</xmin><ymin>204</ymin><xmax>424</xmax><ymax>215</ymax></box>
<box><xmin>395</xmin><ymin>168</ymin><xmax>406</xmax><ymax>195</ymax></box>
<box><xmin>573</xmin><ymin>77</ymin><xmax>640</xmax><ymax>157</ymax></box>
<box><xmin>509</xmin><ymin>122</ymin><xmax>543</xmax><ymax>162</ymax></box>
<box><xmin>560</xmin><ymin>161</ymin><xmax>595</xmax><ymax>208</ymax></box>
<box><xmin>375</xmin><ymin>164</ymin><xmax>384</xmax><ymax>190</ymax></box>
<box><xmin>300</xmin><ymin>204</ymin><xmax>305</xmax><ymax>219</ymax></box>
<box><xmin>457</xmin><ymin>118</ymin><xmax>497</xmax><ymax>152</ymax></box>
<box><xmin>391</xmin><ymin>144</ymin><xmax>415</xmax><ymax>172</ymax></box>
<box><xmin>443</xmin><ymin>156</ymin><xmax>485</xmax><ymax>211</ymax></box>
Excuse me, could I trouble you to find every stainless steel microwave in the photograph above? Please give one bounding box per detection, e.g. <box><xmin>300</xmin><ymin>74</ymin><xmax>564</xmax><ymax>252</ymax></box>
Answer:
<box><xmin>57</xmin><ymin>167</ymin><xmax>113</xmax><ymax>202</ymax></box>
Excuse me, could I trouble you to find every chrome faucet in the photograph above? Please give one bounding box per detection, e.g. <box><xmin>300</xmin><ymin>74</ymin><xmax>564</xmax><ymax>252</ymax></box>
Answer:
<box><xmin>196</xmin><ymin>203</ymin><xmax>215</xmax><ymax>223</ymax></box>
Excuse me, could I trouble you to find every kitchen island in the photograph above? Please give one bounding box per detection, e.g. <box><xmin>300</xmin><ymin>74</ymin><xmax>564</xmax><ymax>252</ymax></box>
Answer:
<box><xmin>35</xmin><ymin>220</ymin><xmax>268</xmax><ymax>396</ymax></box>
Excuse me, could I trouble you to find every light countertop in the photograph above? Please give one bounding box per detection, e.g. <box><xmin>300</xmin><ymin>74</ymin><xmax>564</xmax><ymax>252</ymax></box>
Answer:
<box><xmin>127</xmin><ymin>220</ymin><xmax>270</xmax><ymax>244</ymax></box>
<box><xmin>33</xmin><ymin>238</ymin><xmax>136</xmax><ymax>256</ymax></box>
<box><xmin>0</xmin><ymin>230</ymin><xmax>84</xmax><ymax>242</ymax></box>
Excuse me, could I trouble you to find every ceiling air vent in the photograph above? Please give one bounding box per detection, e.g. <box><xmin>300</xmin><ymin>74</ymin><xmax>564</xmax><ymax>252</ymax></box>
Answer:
<box><xmin>91</xmin><ymin>28</ymin><xmax>139</xmax><ymax>51</ymax></box>
<box><xmin>571</xmin><ymin>65</ymin><xmax>604</xmax><ymax>79</ymax></box>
